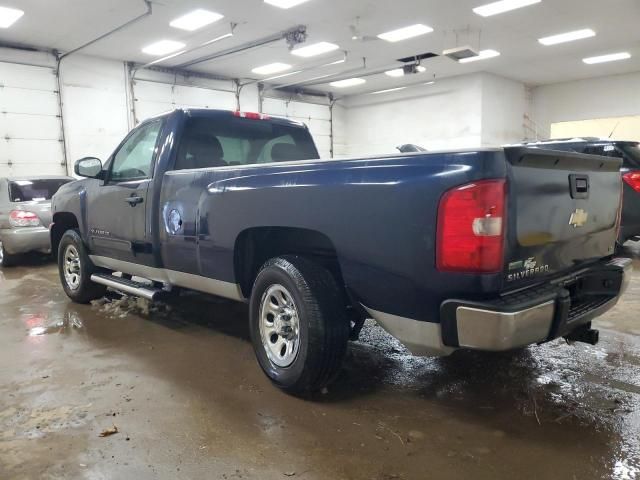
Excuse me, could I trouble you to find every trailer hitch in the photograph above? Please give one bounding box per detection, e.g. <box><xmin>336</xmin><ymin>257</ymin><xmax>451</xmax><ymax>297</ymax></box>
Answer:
<box><xmin>563</xmin><ymin>324</ymin><xmax>600</xmax><ymax>346</ymax></box>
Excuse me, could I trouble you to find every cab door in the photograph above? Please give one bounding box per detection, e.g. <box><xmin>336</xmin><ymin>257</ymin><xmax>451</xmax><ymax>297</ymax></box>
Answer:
<box><xmin>87</xmin><ymin>120</ymin><xmax>163</xmax><ymax>266</ymax></box>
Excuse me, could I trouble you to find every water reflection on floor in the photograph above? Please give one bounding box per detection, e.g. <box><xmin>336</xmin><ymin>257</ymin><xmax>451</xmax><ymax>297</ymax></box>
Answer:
<box><xmin>0</xmin><ymin>242</ymin><xmax>638</xmax><ymax>479</ymax></box>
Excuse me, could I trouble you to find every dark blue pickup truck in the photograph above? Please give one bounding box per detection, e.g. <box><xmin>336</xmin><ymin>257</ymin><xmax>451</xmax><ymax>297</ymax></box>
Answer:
<box><xmin>51</xmin><ymin>109</ymin><xmax>632</xmax><ymax>394</ymax></box>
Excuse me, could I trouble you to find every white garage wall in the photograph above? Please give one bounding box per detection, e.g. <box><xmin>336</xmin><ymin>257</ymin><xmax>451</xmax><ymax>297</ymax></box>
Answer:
<box><xmin>343</xmin><ymin>74</ymin><xmax>484</xmax><ymax>156</ymax></box>
<box><xmin>550</xmin><ymin>116</ymin><xmax>640</xmax><ymax>142</ymax></box>
<box><xmin>5</xmin><ymin>47</ymin><xmax>637</xmax><ymax>172</ymax></box>
<box><xmin>531</xmin><ymin>71</ymin><xmax>640</xmax><ymax>140</ymax></box>
<box><xmin>331</xmin><ymin>102</ymin><xmax>348</xmax><ymax>158</ymax></box>
<box><xmin>261</xmin><ymin>96</ymin><xmax>333</xmax><ymax>158</ymax></box>
<box><xmin>0</xmin><ymin>49</ymin><xmax>336</xmax><ymax>176</ymax></box>
<box><xmin>132</xmin><ymin>70</ymin><xmax>237</xmax><ymax>124</ymax></box>
<box><xmin>480</xmin><ymin>73</ymin><xmax>527</xmax><ymax>146</ymax></box>
<box><xmin>0</xmin><ymin>58</ymin><xmax>65</xmax><ymax>176</ymax></box>
<box><xmin>60</xmin><ymin>55</ymin><xmax>130</xmax><ymax>167</ymax></box>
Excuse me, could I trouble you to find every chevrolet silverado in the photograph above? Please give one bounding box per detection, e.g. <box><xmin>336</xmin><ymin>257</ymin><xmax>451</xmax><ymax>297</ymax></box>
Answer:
<box><xmin>51</xmin><ymin>109</ymin><xmax>632</xmax><ymax>394</ymax></box>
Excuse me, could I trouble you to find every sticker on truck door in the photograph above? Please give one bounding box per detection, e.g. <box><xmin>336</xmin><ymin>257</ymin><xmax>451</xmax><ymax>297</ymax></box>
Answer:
<box><xmin>167</xmin><ymin>209</ymin><xmax>183</xmax><ymax>235</ymax></box>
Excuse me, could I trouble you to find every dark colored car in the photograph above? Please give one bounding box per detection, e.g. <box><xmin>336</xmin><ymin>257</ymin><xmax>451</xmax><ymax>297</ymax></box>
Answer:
<box><xmin>516</xmin><ymin>138</ymin><xmax>640</xmax><ymax>243</ymax></box>
<box><xmin>0</xmin><ymin>176</ymin><xmax>74</xmax><ymax>266</ymax></box>
<box><xmin>51</xmin><ymin>109</ymin><xmax>631</xmax><ymax>394</ymax></box>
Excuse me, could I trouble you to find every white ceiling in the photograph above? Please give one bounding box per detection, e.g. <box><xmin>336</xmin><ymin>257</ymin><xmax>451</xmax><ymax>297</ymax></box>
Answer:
<box><xmin>2</xmin><ymin>0</ymin><xmax>640</xmax><ymax>96</ymax></box>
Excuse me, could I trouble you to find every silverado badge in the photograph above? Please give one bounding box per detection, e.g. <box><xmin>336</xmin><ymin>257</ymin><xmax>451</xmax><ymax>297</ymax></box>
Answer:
<box><xmin>569</xmin><ymin>209</ymin><xmax>588</xmax><ymax>228</ymax></box>
<box><xmin>507</xmin><ymin>256</ymin><xmax>550</xmax><ymax>282</ymax></box>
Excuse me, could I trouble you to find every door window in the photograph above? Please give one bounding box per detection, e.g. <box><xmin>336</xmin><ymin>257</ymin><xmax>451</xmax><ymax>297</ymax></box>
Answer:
<box><xmin>110</xmin><ymin>121</ymin><xmax>162</xmax><ymax>182</ymax></box>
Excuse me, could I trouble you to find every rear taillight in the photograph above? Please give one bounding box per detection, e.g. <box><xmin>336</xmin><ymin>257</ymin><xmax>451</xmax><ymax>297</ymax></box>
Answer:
<box><xmin>436</xmin><ymin>179</ymin><xmax>506</xmax><ymax>273</ymax></box>
<box><xmin>233</xmin><ymin>111</ymin><xmax>270</xmax><ymax>120</ymax></box>
<box><xmin>9</xmin><ymin>210</ymin><xmax>41</xmax><ymax>227</ymax></box>
<box><xmin>623</xmin><ymin>170</ymin><xmax>640</xmax><ymax>193</ymax></box>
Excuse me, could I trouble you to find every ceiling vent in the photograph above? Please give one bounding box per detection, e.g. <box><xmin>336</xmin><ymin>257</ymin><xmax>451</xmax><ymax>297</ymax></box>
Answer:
<box><xmin>442</xmin><ymin>46</ymin><xmax>479</xmax><ymax>61</ymax></box>
<box><xmin>397</xmin><ymin>52</ymin><xmax>438</xmax><ymax>63</ymax></box>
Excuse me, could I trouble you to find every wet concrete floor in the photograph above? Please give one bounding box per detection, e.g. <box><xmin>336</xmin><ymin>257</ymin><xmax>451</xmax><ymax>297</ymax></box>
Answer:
<box><xmin>1</xmin><ymin>243</ymin><xmax>639</xmax><ymax>479</ymax></box>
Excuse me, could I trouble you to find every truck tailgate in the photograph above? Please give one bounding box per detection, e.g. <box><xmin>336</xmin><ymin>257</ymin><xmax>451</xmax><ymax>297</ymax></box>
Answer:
<box><xmin>503</xmin><ymin>147</ymin><xmax>622</xmax><ymax>287</ymax></box>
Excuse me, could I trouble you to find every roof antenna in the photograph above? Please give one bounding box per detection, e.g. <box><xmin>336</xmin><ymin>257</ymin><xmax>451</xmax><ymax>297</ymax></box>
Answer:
<box><xmin>608</xmin><ymin>121</ymin><xmax>621</xmax><ymax>139</ymax></box>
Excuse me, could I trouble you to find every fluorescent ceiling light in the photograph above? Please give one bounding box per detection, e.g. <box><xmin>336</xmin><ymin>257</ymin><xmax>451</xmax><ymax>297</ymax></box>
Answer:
<box><xmin>292</xmin><ymin>42</ymin><xmax>340</xmax><ymax>58</ymax></box>
<box><xmin>0</xmin><ymin>6</ymin><xmax>24</xmax><ymax>28</ymax></box>
<box><xmin>385</xmin><ymin>65</ymin><xmax>426</xmax><ymax>77</ymax></box>
<box><xmin>583</xmin><ymin>52</ymin><xmax>631</xmax><ymax>64</ymax></box>
<box><xmin>473</xmin><ymin>0</ymin><xmax>540</xmax><ymax>17</ymax></box>
<box><xmin>322</xmin><ymin>58</ymin><xmax>346</xmax><ymax>67</ymax></box>
<box><xmin>264</xmin><ymin>70</ymin><xmax>302</xmax><ymax>81</ymax></box>
<box><xmin>170</xmin><ymin>9</ymin><xmax>223</xmax><ymax>31</ymax></box>
<box><xmin>330</xmin><ymin>78</ymin><xmax>366</xmax><ymax>88</ymax></box>
<box><xmin>142</xmin><ymin>32</ymin><xmax>233</xmax><ymax>68</ymax></box>
<box><xmin>370</xmin><ymin>87</ymin><xmax>407</xmax><ymax>95</ymax></box>
<box><xmin>539</xmin><ymin>28</ymin><xmax>595</xmax><ymax>46</ymax></box>
<box><xmin>264</xmin><ymin>0</ymin><xmax>311</xmax><ymax>8</ymax></box>
<box><xmin>458</xmin><ymin>49</ymin><xmax>501</xmax><ymax>63</ymax></box>
<box><xmin>377</xmin><ymin>24</ymin><xmax>433</xmax><ymax>42</ymax></box>
<box><xmin>252</xmin><ymin>62</ymin><xmax>292</xmax><ymax>75</ymax></box>
<box><xmin>143</xmin><ymin>50</ymin><xmax>187</xmax><ymax>67</ymax></box>
<box><xmin>201</xmin><ymin>32</ymin><xmax>233</xmax><ymax>47</ymax></box>
<box><xmin>142</xmin><ymin>40</ymin><xmax>186</xmax><ymax>56</ymax></box>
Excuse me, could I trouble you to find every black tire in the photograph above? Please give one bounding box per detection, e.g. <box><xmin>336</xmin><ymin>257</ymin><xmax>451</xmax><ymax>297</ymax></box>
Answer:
<box><xmin>58</xmin><ymin>229</ymin><xmax>107</xmax><ymax>304</ymax></box>
<box><xmin>249</xmin><ymin>255</ymin><xmax>350</xmax><ymax>395</ymax></box>
<box><xmin>0</xmin><ymin>240</ymin><xmax>19</xmax><ymax>267</ymax></box>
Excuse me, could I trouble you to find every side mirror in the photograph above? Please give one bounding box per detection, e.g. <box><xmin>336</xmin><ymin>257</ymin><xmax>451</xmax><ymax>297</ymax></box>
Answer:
<box><xmin>74</xmin><ymin>157</ymin><xmax>103</xmax><ymax>179</ymax></box>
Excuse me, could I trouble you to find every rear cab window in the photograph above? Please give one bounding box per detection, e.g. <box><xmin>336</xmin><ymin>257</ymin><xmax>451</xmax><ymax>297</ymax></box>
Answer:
<box><xmin>8</xmin><ymin>179</ymin><xmax>72</xmax><ymax>202</ymax></box>
<box><xmin>172</xmin><ymin>115</ymin><xmax>319</xmax><ymax>171</ymax></box>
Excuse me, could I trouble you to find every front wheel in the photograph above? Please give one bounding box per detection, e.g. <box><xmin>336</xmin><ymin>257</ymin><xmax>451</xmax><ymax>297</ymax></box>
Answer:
<box><xmin>249</xmin><ymin>256</ymin><xmax>350</xmax><ymax>395</ymax></box>
<box><xmin>58</xmin><ymin>230</ymin><xmax>107</xmax><ymax>303</ymax></box>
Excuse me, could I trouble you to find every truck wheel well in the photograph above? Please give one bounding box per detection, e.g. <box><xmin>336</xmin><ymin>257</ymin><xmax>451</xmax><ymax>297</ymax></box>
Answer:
<box><xmin>234</xmin><ymin>227</ymin><xmax>346</xmax><ymax>300</ymax></box>
<box><xmin>51</xmin><ymin>213</ymin><xmax>79</xmax><ymax>256</ymax></box>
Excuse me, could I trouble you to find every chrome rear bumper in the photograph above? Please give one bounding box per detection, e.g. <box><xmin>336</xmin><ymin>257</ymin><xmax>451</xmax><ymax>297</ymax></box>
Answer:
<box><xmin>456</xmin><ymin>301</ymin><xmax>556</xmax><ymax>351</ymax></box>
<box><xmin>365</xmin><ymin>257</ymin><xmax>633</xmax><ymax>356</ymax></box>
<box><xmin>450</xmin><ymin>257</ymin><xmax>632</xmax><ymax>351</ymax></box>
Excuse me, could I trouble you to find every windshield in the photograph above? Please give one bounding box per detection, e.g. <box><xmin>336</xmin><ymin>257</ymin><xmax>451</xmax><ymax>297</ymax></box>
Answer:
<box><xmin>620</xmin><ymin>143</ymin><xmax>640</xmax><ymax>167</ymax></box>
<box><xmin>8</xmin><ymin>179</ymin><xmax>71</xmax><ymax>202</ymax></box>
<box><xmin>173</xmin><ymin>116</ymin><xmax>319</xmax><ymax>171</ymax></box>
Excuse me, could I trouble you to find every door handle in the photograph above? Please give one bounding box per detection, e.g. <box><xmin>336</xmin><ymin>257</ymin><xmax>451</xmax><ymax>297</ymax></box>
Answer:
<box><xmin>125</xmin><ymin>195</ymin><xmax>144</xmax><ymax>206</ymax></box>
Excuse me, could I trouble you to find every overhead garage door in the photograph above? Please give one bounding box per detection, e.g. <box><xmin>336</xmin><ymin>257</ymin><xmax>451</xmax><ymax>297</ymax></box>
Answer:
<box><xmin>0</xmin><ymin>62</ymin><xmax>65</xmax><ymax>176</ymax></box>
<box><xmin>132</xmin><ymin>80</ymin><xmax>237</xmax><ymax>125</ymax></box>
<box><xmin>261</xmin><ymin>98</ymin><xmax>333</xmax><ymax>158</ymax></box>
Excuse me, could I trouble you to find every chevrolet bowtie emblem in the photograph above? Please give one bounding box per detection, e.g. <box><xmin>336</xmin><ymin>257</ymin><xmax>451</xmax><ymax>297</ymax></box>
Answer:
<box><xmin>569</xmin><ymin>209</ymin><xmax>588</xmax><ymax>228</ymax></box>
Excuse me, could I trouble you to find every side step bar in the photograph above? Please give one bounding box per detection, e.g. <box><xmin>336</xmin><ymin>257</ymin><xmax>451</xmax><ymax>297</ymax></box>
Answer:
<box><xmin>91</xmin><ymin>273</ymin><xmax>161</xmax><ymax>301</ymax></box>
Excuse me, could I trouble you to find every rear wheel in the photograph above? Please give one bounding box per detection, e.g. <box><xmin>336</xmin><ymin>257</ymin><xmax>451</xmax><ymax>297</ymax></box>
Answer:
<box><xmin>58</xmin><ymin>230</ymin><xmax>107</xmax><ymax>303</ymax></box>
<box><xmin>0</xmin><ymin>240</ymin><xmax>19</xmax><ymax>267</ymax></box>
<box><xmin>249</xmin><ymin>256</ymin><xmax>350</xmax><ymax>395</ymax></box>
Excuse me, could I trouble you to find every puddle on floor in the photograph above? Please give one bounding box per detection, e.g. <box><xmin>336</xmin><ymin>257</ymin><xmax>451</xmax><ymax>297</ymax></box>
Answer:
<box><xmin>26</xmin><ymin>311</ymin><xmax>83</xmax><ymax>336</ymax></box>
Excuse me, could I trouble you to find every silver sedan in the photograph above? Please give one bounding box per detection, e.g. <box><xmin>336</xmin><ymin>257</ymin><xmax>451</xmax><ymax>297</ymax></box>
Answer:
<box><xmin>0</xmin><ymin>176</ymin><xmax>74</xmax><ymax>267</ymax></box>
